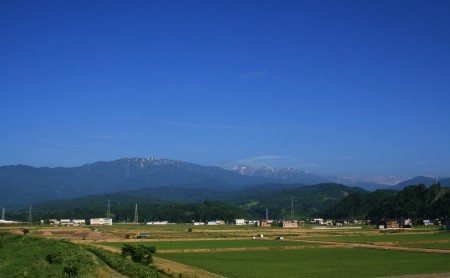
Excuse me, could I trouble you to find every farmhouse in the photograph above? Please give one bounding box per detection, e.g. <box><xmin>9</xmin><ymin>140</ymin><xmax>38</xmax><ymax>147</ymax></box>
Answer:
<box><xmin>90</xmin><ymin>218</ymin><xmax>112</xmax><ymax>225</ymax></box>
<box><xmin>400</xmin><ymin>218</ymin><xmax>412</xmax><ymax>228</ymax></box>
<box><xmin>72</xmin><ymin>219</ymin><xmax>86</xmax><ymax>225</ymax></box>
<box><xmin>147</xmin><ymin>221</ymin><xmax>168</xmax><ymax>225</ymax></box>
<box><xmin>278</xmin><ymin>220</ymin><xmax>298</xmax><ymax>228</ymax></box>
<box><xmin>256</xmin><ymin>220</ymin><xmax>272</xmax><ymax>227</ymax></box>
<box><xmin>49</xmin><ymin>219</ymin><xmax>86</xmax><ymax>226</ymax></box>
<box><xmin>313</xmin><ymin>218</ymin><xmax>324</xmax><ymax>225</ymax></box>
<box><xmin>234</xmin><ymin>219</ymin><xmax>245</xmax><ymax>225</ymax></box>
<box><xmin>207</xmin><ymin>220</ymin><xmax>225</xmax><ymax>225</ymax></box>
<box><xmin>378</xmin><ymin>220</ymin><xmax>400</xmax><ymax>229</ymax></box>
<box><xmin>49</xmin><ymin>219</ymin><xmax>60</xmax><ymax>225</ymax></box>
<box><xmin>60</xmin><ymin>219</ymin><xmax>72</xmax><ymax>225</ymax></box>
<box><xmin>423</xmin><ymin>220</ymin><xmax>433</xmax><ymax>226</ymax></box>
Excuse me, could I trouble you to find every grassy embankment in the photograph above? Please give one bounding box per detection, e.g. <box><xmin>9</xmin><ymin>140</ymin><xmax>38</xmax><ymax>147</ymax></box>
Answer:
<box><xmin>0</xmin><ymin>232</ymin><xmax>163</xmax><ymax>278</ymax></box>
<box><xmin>0</xmin><ymin>232</ymin><xmax>99</xmax><ymax>277</ymax></box>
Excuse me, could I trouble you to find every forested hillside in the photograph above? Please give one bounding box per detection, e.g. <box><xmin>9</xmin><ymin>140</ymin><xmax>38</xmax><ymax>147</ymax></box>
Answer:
<box><xmin>9</xmin><ymin>183</ymin><xmax>365</xmax><ymax>222</ymax></box>
<box><xmin>326</xmin><ymin>183</ymin><xmax>450</xmax><ymax>221</ymax></box>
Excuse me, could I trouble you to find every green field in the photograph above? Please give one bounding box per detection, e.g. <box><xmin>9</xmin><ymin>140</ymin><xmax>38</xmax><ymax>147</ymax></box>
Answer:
<box><xmin>306</xmin><ymin>232</ymin><xmax>450</xmax><ymax>243</ymax></box>
<box><xmin>158</xmin><ymin>248</ymin><xmax>450</xmax><ymax>278</ymax></box>
<box><xmin>403</xmin><ymin>242</ymin><xmax>450</xmax><ymax>250</ymax></box>
<box><xmin>101</xmin><ymin>239</ymin><xmax>318</xmax><ymax>250</ymax></box>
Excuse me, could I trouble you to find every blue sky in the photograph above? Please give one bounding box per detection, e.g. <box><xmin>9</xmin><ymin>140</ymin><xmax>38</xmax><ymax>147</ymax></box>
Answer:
<box><xmin>1</xmin><ymin>0</ymin><xmax>449</xmax><ymax>178</ymax></box>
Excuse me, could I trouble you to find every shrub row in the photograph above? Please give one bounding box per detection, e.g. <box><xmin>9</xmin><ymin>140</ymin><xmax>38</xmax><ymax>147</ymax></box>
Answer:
<box><xmin>83</xmin><ymin>245</ymin><xmax>162</xmax><ymax>278</ymax></box>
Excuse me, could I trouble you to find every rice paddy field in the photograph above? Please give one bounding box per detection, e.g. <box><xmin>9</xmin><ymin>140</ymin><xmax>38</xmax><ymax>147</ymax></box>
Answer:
<box><xmin>100</xmin><ymin>239</ymin><xmax>318</xmax><ymax>251</ymax></box>
<box><xmin>158</xmin><ymin>248</ymin><xmax>450</xmax><ymax>278</ymax></box>
<box><xmin>305</xmin><ymin>232</ymin><xmax>450</xmax><ymax>243</ymax></box>
<box><xmin>2</xmin><ymin>224</ymin><xmax>450</xmax><ymax>277</ymax></box>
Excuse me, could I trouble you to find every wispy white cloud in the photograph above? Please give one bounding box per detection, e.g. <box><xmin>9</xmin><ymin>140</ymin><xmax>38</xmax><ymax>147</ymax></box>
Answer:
<box><xmin>236</xmin><ymin>155</ymin><xmax>319</xmax><ymax>171</ymax></box>
<box><xmin>163</xmin><ymin>121</ymin><xmax>240</xmax><ymax>129</ymax></box>
<box><xmin>238</xmin><ymin>155</ymin><xmax>290</xmax><ymax>165</ymax></box>
<box><xmin>243</xmin><ymin>68</ymin><xmax>269</xmax><ymax>78</ymax></box>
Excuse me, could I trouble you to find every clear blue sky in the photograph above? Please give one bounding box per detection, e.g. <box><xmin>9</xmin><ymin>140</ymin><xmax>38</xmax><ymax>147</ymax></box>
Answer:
<box><xmin>1</xmin><ymin>0</ymin><xmax>449</xmax><ymax>178</ymax></box>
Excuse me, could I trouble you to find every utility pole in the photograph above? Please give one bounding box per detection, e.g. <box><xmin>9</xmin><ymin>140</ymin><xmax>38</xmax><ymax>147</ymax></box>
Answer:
<box><xmin>291</xmin><ymin>195</ymin><xmax>294</xmax><ymax>221</ymax></box>
<box><xmin>107</xmin><ymin>199</ymin><xmax>111</xmax><ymax>219</ymax></box>
<box><xmin>134</xmin><ymin>203</ymin><xmax>138</xmax><ymax>224</ymax></box>
<box><xmin>27</xmin><ymin>205</ymin><xmax>32</xmax><ymax>226</ymax></box>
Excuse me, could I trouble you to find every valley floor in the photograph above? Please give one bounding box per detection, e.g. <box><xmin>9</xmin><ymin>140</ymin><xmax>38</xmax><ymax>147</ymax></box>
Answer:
<box><xmin>1</xmin><ymin>224</ymin><xmax>449</xmax><ymax>277</ymax></box>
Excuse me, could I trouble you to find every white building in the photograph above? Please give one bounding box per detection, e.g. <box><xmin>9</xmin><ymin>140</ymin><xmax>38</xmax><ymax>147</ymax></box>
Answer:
<box><xmin>234</xmin><ymin>219</ymin><xmax>245</xmax><ymax>225</ymax></box>
<box><xmin>207</xmin><ymin>220</ymin><xmax>225</xmax><ymax>225</ymax></box>
<box><xmin>423</xmin><ymin>220</ymin><xmax>433</xmax><ymax>226</ymax></box>
<box><xmin>146</xmin><ymin>221</ymin><xmax>168</xmax><ymax>225</ymax></box>
<box><xmin>313</xmin><ymin>218</ymin><xmax>324</xmax><ymax>225</ymax></box>
<box><xmin>90</xmin><ymin>218</ymin><xmax>112</xmax><ymax>225</ymax></box>
<box><xmin>49</xmin><ymin>219</ymin><xmax>60</xmax><ymax>225</ymax></box>
<box><xmin>60</xmin><ymin>219</ymin><xmax>72</xmax><ymax>225</ymax></box>
<box><xmin>72</xmin><ymin>219</ymin><xmax>86</xmax><ymax>225</ymax></box>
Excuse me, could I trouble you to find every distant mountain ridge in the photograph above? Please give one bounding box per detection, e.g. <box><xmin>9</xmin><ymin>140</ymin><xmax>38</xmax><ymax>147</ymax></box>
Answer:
<box><xmin>393</xmin><ymin>176</ymin><xmax>450</xmax><ymax>190</ymax></box>
<box><xmin>232</xmin><ymin>165</ymin><xmax>330</xmax><ymax>185</ymax></box>
<box><xmin>1</xmin><ymin>157</ymin><xmax>448</xmax><ymax>207</ymax></box>
<box><xmin>232</xmin><ymin>165</ymin><xmax>407</xmax><ymax>190</ymax></box>
<box><xmin>0</xmin><ymin>158</ymin><xmax>278</xmax><ymax>206</ymax></box>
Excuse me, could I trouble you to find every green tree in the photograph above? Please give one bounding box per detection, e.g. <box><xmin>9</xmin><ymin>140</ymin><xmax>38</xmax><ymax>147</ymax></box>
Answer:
<box><xmin>121</xmin><ymin>243</ymin><xmax>156</xmax><ymax>265</ymax></box>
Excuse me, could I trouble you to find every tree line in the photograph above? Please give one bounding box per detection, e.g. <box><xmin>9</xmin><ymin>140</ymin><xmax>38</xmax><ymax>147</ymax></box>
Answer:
<box><xmin>325</xmin><ymin>183</ymin><xmax>450</xmax><ymax>221</ymax></box>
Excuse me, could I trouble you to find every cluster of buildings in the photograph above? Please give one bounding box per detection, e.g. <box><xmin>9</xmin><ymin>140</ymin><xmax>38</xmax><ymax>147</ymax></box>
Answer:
<box><xmin>146</xmin><ymin>221</ymin><xmax>172</xmax><ymax>225</ymax></box>
<box><xmin>191</xmin><ymin>219</ymin><xmax>302</xmax><ymax>228</ymax></box>
<box><xmin>49</xmin><ymin>218</ymin><xmax>112</xmax><ymax>226</ymax></box>
<box><xmin>376</xmin><ymin>218</ymin><xmax>449</xmax><ymax>229</ymax></box>
<box><xmin>28</xmin><ymin>214</ymin><xmax>450</xmax><ymax>231</ymax></box>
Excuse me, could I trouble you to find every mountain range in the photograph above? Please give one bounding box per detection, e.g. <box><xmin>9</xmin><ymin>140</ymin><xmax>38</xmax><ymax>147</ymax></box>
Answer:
<box><xmin>0</xmin><ymin>158</ymin><xmax>277</xmax><ymax>206</ymax></box>
<box><xmin>1</xmin><ymin>157</ymin><xmax>448</xmax><ymax>206</ymax></box>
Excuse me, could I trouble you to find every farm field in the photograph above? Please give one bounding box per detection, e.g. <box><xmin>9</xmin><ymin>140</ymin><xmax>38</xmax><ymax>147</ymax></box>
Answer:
<box><xmin>402</xmin><ymin>242</ymin><xmax>450</xmax><ymax>250</ymax></box>
<box><xmin>100</xmin><ymin>239</ymin><xmax>319</xmax><ymax>251</ymax></box>
<box><xmin>158</xmin><ymin>248</ymin><xmax>450</xmax><ymax>278</ymax></box>
<box><xmin>304</xmin><ymin>232</ymin><xmax>450</xmax><ymax>244</ymax></box>
<box><xmin>2</xmin><ymin>225</ymin><xmax>450</xmax><ymax>277</ymax></box>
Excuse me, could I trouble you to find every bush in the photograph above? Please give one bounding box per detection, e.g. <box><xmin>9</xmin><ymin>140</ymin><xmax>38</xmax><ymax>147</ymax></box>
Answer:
<box><xmin>46</xmin><ymin>250</ymin><xmax>64</xmax><ymax>264</ymax></box>
<box><xmin>84</xmin><ymin>245</ymin><xmax>161</xmax><ymax>278</ymax></box>
<box><xmin>122</xmin><ymin>243</ymin><xmax>156</xmax><ymax>265</ymax></box>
